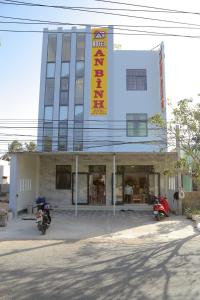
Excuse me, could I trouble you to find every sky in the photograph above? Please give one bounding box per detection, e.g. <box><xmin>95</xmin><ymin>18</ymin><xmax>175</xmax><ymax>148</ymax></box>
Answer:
<box><xmin>1</xmin><ymin>0</ymin><xmax>200</xmax><ymax>153</ymax></box>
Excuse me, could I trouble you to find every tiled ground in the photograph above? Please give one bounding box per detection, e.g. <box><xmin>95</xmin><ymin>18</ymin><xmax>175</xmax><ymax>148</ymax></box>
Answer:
<box><xmin>0</xmin><ymin>209</ymin><xmax>194</xmax><ymax>242</ymax></box>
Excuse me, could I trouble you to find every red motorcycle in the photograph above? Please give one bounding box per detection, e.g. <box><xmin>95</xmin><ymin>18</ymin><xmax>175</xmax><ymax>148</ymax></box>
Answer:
<box><xmin>153</xmin><ymin>196</ymin><xmax>170</xmax><ymax>221</ymax></box>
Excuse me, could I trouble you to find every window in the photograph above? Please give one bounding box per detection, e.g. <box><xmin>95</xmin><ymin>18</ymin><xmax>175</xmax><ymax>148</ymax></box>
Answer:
<box><xmin>75</xmin><ymin>62</ymin><xmax>84</xmax><ymax>104</ymax></box>
<box><xmin>58</xmin><ymin>121</ymin><xmax>68</xmax><ymax>151</ymax></box>
<box><xmin>126</xmin><ymin>114</ymin><xmax>147</xmax><ymax>137</ymax></box>
<box><xmin>59</xmin><ymin>106</ymin><xmax>68</xmax><ymax>121</ymax></box>
<box><xmin>75</xmin><ymin>105</ymin><xmax>83</xmax><ymax>121</ymax></box>
<box><xmin>45</xmin><ymin>79</ymin><xmax>54</xmax><ymax>105</ymax></box>
<box><xmin>76</xmin><ymin>34</ymin><xmax>85</xmax><ymax>61</ymax></box>
<box><xmin>76</xmin><ymin>62</ymin><xmax>84</xmax><ymax>77</ymax></box>
<box><xmin>62</xmin><ymin>34</ymin><xmax>71</xmax><ymax>61</ymax></box>
<box><xmin>75</xmin><ymin>78</ymin><xmax>84</xmax><ymax>104</ymax></box>
<box><xmin>44</xmin><ymin>106</ymin><xmax>53</xmax><ymax>121</ymax></box>
<box><xmin>74</xmin><ymin>105</ymin><xmax>83</xmax><ymax>151</ymax></box>
<box><xmin>61</xmin><ymin>62</ymin><xmax>70</xmax><ymax>77</ymax></box>
<box><xmin>60</xmin><ymin>77</ymin><xmax>69</xmax><ymax>105</ymax></box>
<box><xmin>60</xmin><ymin>78</ymin><xmax>69</xmax><ymax>90</ymax></box>
<box><xmin>43</xmin><ymin>122</ymin><xmax>53</xmax><ymax>151</ymax></box>
<box><xmin>47</xmin><ymin>34</ymin><xmax>57</xmax><ymax>62</ymax></box>
<box><xmin>56</xmin><ymin>165</ymin><xmax>71</xmax><ymax>189</ymax></box>
<box><xmin>47</xmin><ymin>63</ymin><xmax>55</xmax><ymax>78</ymax></box>
<box><xmin>59</xmin><ymin>107</ymin><xmax>68</xmax><ymax>150</ymax></box>
<box><xmin>126</xmin><ymin>69</ymin><xmax>147</xmax><ymax>91</ymax></box>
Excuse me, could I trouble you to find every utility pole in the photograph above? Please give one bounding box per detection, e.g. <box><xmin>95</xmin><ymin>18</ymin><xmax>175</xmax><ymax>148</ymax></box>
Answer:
<box><xmin>176</xmin><ymin>125</ymin><xmax>183</xmax><ymax>215</ymax></box>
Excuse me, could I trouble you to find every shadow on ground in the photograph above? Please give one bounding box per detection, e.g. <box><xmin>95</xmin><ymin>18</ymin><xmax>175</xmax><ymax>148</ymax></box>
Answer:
<box><xmin>0</xmin><ymin>232</ymin><xmax>199</xmax><ymax>300</ymax></box>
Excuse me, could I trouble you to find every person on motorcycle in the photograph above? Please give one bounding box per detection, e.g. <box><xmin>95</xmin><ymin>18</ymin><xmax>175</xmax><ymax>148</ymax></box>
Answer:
<box><xmin>36</xmin><ymin>197</ymin><xmax>51</xmax><ymax>224</ymax></box>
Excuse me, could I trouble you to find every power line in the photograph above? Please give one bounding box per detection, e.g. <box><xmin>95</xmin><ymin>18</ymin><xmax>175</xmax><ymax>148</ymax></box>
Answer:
<box><xmin>0</xmin><ymin>1</ymin><xmax>185</xmax><ymax>14</ymax></box>
<box><xmin>1</xmin><ymin>14</ymin><xmax>200</xmax><ymax>30</ymax></box>
<box><xmin>1</xmin><ymin>20</ymin><xmax>200</xmax><ymax>38</ymax></box>
<box><xmin>1</xmin><ymin>0</ymin><xmax>200</xmax><ymax>27</ymax></box>
<box><xmin>1</xmin><ymin>28</ymin><xmax>200</xmax><ymax>39</ymax></box>
<box><xmin>94</xmin><ymin>0</ymin><xmax>200</xmax><ymax>16</ymax></box>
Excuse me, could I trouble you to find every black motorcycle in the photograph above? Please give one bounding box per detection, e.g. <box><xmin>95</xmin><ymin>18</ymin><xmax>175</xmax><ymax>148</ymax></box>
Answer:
<box><xmin>36</xmin><ymin>209</ymin><xmax>50</xmax><ymax>235</ymax></box>
<box><xmin>35</xmin><ymin>198</ymin><xmax>51</xmax><ymax>235</ymax></box>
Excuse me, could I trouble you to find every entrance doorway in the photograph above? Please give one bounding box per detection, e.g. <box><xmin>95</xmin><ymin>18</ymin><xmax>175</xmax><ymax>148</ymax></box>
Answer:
<box><xmin>89</xmin><ymin>165</ymin><xmax>106</xmax><ymax>205</ymax></box>
<box><xmin>114</xmin><ymin>166</ymin><xmax>160</xmax><ymax>204</ymax></box>
<box><xmin>124</xmin><ymin>173</ymin><xmax>148</xmax><ymax>203</ymax></box>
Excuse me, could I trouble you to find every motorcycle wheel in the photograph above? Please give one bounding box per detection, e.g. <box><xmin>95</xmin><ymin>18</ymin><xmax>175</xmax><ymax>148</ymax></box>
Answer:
<box><xmin>41</xmin><ymin>225</ymin><xmax>47</xmax><ymax>235</ymax></box>
<box><xmin>156</xmin><ymin>213</ymin><xmax>161</xmax><ymax>221</ymax></box>
<box><xmin>37</xmin><ymin>222</ymin><xmax>42</xmax><ymax>232</ymax></box>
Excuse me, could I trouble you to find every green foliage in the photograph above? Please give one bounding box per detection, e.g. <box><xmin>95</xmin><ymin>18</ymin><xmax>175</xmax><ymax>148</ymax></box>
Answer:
<box><xmin>8</xmin><ymin>140</ymin><xmax>23</xmax><ymax>153</ymax></box>
<box><xmin>149</xmin><ymin>98</ymin><xmax>200</xmax><ymax>181</ymax></box>
<box><xmin>149</xmin><ymin>114</ymin><xmax>165</xmax><ymax>127</ymax></box>
<box><xmin>0</xmin><ymin>140</ymin><xmax>36</xmax><ymax>161</ymax></box>
<box><xmin>24</xmin><ymin>142</ymin><xmax>36</xmax><ymax>152</ymax></box>
<box><xmin>184</xmin><ymin>207</ymin><xmax>200</xmax><ymax>217</ymax></box>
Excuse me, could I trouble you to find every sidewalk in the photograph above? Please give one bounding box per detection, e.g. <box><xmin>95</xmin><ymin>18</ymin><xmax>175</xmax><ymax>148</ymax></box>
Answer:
<box><xmin>0</xmin><ymin>210</ymin><xmax>196</xmax><ymax>242</ymax></box>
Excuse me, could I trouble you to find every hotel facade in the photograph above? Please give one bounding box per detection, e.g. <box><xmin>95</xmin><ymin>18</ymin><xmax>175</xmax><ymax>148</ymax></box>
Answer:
<box><xmin>10</xmin><ymin>26</ymin><xmax>177</xmax><ymax>215</ymax></box>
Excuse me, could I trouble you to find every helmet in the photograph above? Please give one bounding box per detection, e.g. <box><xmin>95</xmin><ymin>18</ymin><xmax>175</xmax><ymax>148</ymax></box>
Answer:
<box><xmin>36</xmin><ymin>197</ymin><xmax>46</xmax><ymax>204</ymax></box>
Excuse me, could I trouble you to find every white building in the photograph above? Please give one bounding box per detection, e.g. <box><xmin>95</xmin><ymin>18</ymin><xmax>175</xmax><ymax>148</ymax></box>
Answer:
<box><xmin>0</xmin><ymin>160</ymin><xmax>10</xmax><ymax>184</ymax></box>
<box><xmin>10</xmin><ymin>27</ymin><xmax>177</xmax><ymax>215</ymax></box>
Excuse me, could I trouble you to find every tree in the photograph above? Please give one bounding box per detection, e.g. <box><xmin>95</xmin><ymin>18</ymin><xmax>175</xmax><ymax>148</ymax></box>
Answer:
<box><xmin>150</xmin><ymin>99</ymin><xmax>200</xmax><ymax>181</ymax></box>
<box><xmin>8</xmin><ymin>140</ymin><xmax>23</xmax><ymax>153</ymax></box>
<box><xmin>1</xmin><ymin>140</ymin><xmax>36</xmax><ymax>161</ymax></box>
<box><xmin>24</xmin><ymin>142</ymin><xmax>36</xmax><ymax>152</ymax></box>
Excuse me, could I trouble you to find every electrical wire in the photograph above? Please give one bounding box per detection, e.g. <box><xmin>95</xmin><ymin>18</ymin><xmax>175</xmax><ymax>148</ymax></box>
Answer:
<box><xmin>0</xmin><ymin>1</ymin><xmax>186</xmax><ymax>14</ymax></box>
<box><xmin>1</xmin><ymin>0</ymin><xmax>200</xmax><ymax>27</ymax></box>
<box><xmin>1</xmin><ymin>14</ymin><xmax>200</xmax><ymax>30</ymax></box>
<box><xmin>1</xmin><ymin>20</ymin><xmax>200</xmax><ymax>38</ymax></box>
<box><xmin>94</xmin><ymin>0</ymin><xmax>200</xmax><ymax>16</ymax></box>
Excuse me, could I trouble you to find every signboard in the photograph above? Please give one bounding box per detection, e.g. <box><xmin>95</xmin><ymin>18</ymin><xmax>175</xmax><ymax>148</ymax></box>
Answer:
<box><xmin>159</xmin><ymin>44</ymin><xmax>165</xmax><ymax>112</ymax></box>
<box><xmin>90</xmin><ymin>28</ymin><xmax>108</xmax><ymax>115</ymax></box>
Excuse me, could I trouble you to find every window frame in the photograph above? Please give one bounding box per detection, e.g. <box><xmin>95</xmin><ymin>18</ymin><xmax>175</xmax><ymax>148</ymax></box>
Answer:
<box><xmin>46</xmin><ymin>62</ymin><xmax>56</xmax><ymax>78</ymax></box>
<box><xmin>126</xmin><ymin>69</ymin><xmax>147</xmax><ymax>91</ymax></box>
<box><xmin>126</xmin><ymin>113</ymin><xmax>148</xmax><ymax>137</ymax></box>
<box><xmin>56</xmin><ymin>165</ymin><xmax>72</xmax><ymax>190</ymax></box>
<box><xmin>43</xmin><ymin>122</ymin><xmax>53</xmax><ymax>151</ymax></box>
<box><xmin>44</xmin><ymin>78</ymin><xmax>55</xmax><ymax>105</ymax></box>
<box><xmin>47</xmin><ymin>34</ymin><xmax>57</xmax><ymax>62</ymax></box>
<box><xmin>76</xmin><ymin>33</ymin><xmax>85</xmax><ymax>61</ymax></box>
<box><xmin>62</xmin><ymin>33</ymin><xmax>71</xmax><ymax>62</ymax></box>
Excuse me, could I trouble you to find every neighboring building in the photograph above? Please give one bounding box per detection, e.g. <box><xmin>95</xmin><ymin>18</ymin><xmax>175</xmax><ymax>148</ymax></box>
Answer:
<box><xmin>10</xmin><ymin>26</ymin><xmax>177</xmax><ymax>215</ymax></box>
<box><xmin>0</xmin><ymin>159</ymin><xmax>9</xmax><ymax>197</ymax></box>
<box><xmin>0</xmin><ymin>160</ymin><xmax>9</xmax><ymax>184</ymax></box>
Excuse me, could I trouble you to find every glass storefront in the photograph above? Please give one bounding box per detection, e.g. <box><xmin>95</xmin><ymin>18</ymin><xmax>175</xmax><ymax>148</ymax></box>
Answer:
<box><xmin>114</xmin><ymin>165</ymin><xmax>160</xmax><ymax>204</ymax></box>
<box><xmin>71</xmin><ymin>165</ymin><xmax>160</xmax><ymax>206</ymax></box>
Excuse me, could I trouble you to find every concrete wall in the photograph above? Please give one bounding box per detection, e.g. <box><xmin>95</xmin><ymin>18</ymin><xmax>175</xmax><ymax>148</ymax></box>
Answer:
<box><xmin>39</xmin><ymin>155</ymin><xmax>115</xmax><ymax>208</ymax></box>
<box><xmin>37</xmin><ymin>27</ymin><xmax>165</xmax><ymax>153</ymax></box>
<box><xmin>183</xmin><ymin>192</ymin><xmax>200</xmax><ymax>210</ymax></box>
<box><xmin>9</xmin><ymin>154</ymin><xmax>38</xmax><ymax>215</ymax></box>
<box><xmin>39</xmin><ymin>154</ymin><xmax>172</xmax><ymax>209</ymax></box>
<box><xmin>112</xmin><ymin>50</ymin><xmax>165</xmax><ymax>152</ymax></box>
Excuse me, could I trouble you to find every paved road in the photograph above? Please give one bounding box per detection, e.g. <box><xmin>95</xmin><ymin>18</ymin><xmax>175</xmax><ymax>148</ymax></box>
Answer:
<box><xmin>0</xmin><ymin>211</ymin><xmax>200</xmax><ymax>300</ymax></box>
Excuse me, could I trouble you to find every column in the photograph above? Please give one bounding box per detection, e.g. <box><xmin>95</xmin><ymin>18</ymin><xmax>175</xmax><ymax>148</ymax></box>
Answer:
<box><xmin>113</xmin><ymin>154</ymin><xmax>116</xmax><ymax>216</ymax></box>
<box><xmin>75</xmin><ymin>155</ymin><xmax>79</xmax><ymax>216</ymax></box>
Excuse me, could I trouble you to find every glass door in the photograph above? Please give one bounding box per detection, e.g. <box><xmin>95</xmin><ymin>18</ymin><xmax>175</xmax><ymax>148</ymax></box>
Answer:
<box><xmin>89</xmin><ymin>173</ymin><xmax>106</xmax><ymax>205</ymax></box>
<box><xmin>72</xmin><ymin>173</ymin><xmax>89</xmax><ymax>204</ymax></box>
<box><xmin>148</xmin><ymin>173</ymin><xmax>160</xmax><ymax>199</ymax></box>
